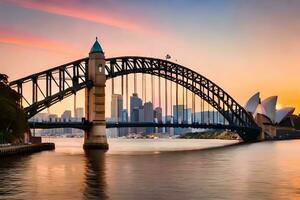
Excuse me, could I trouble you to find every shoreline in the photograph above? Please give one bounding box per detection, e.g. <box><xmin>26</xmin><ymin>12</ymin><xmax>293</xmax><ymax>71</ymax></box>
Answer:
<box><xmin>0</xmin><ymin>143</ymin><xmax>55</xmax><ymax>157</ymax></box>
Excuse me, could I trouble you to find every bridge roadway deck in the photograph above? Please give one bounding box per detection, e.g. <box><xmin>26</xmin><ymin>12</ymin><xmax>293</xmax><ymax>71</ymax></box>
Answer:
<box><xmin>28</xmin><ymin>121</ymin><xmax>258</xmax><ymax>133</ymax></box>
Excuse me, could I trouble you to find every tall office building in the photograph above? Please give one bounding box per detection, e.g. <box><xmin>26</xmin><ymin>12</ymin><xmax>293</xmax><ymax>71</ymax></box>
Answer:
<box><xmin>61</xmin><ymin>110</ymin><xmax>72</xmax><ymax>134</ymax></box>
<box><xmin>130</xmin><ymin>93</ymin><xmax>143</xmax><ymax>122</ymax></box>
<box><xmin>173</xmin><ymin>105</ymin><xmax>184</xmax><ymax>123</ymax></box>
<box><xmin>135</xmin><ymin>107</ymin><xmax>144</xmax><ymax>133</ymax></box>
<box><xmin>111</xmin><ymin>94</ymin><xmax>123</xmax><ymax>122</ymax></box>
<box><xmin>154</xmin><ymin>107</ymin><xmax>162</xmax><ymax>123</ymax></box>
<box><xmin>75</xmin><ymin>107</ymin><xmax>84</xmax><ymax>121</ymax></box>
<box><xmin>144</xmin><ymin>102</ymin><xmax>154</xmax><ymax>134</ymax></box>
<box><xmin>144</xmin><ymin>102</ymin><xmax>154</xmax><ymax>122</ymax></box>
<box><xmin>191</xmin><ymin>111</ymin><xmax>224</xmax><ymax>124</ymax></box>
<box><xmin>111</xmin><ymin>94</ymin><xmax>123</xmax><ymax>137</ymax></box>
<box><xmin>184</xmin><ymin>108</ymin><xmax>192</xmax><ymax>123</ymax></box>
<box><xmin>121</xmin><ymin>109</ymin><xmax>128</xmax><ymax>122</ymax></box>
<box><xmin>30</xmin><ymin>112</ymin><xmax>49</xmax><ymax>122</ymax></box>
<box><xmin>173</xmin><ymin>105</ymin><xmax>193</xmax><ymax>135</ymax></box>
<box><xmin>154</xmin><ymin>107</ymin><xmax>162</xmax><ymax>133</ymax></box>
<box><xmin>130</xmin><ymin>93</ymin><xmax>143</xmax><ymax>133</ymax></box>
<box><xmin>61</xmin><ymin>110</ymin><xmax>72</xmax><ymax>122</ymax></box>
<box><xmin>120</xmin><ymin>109</ymin><xmax>129</xmax><ymax>136</ymax></box>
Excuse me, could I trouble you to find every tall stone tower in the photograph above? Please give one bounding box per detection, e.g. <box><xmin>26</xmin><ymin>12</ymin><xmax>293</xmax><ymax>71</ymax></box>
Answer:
<box><xmin>83</xmin><ymin>38</ymin><xmax>108</xmax><ymax>150</ymax></box>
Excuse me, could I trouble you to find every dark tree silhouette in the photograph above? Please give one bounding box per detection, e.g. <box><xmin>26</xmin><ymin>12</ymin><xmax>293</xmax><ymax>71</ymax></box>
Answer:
<box><xmin>0</xmin><ymin>73</ymin><xmax>8</xmax><ymax>85</ymax></box>
<box><xmin>0</xmin><ymin>76</ymin><xmax>28</xmax><ymax>143</ymax></box>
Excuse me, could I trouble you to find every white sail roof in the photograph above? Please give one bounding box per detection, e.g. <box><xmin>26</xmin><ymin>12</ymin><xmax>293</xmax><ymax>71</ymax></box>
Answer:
<box><xmin>275</xmin><ymin>107</ymin><xmax>295</xmax><ymax>124</ymax></box>
<box><xmin>261</xmin><ymin>96</ymin><xmax>277</xmax><ymax>123</ymax></box>
<box><xmin>245</xmin><ymin>92</ymin><xmax>260</xmax><ymax>114</ymax></box>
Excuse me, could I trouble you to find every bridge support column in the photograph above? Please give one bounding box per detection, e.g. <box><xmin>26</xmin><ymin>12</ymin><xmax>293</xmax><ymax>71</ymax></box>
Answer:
<box><xmin>83</xmin><ymin>38</ymin><xmax>108</xmax><ymax>150</ymax></box>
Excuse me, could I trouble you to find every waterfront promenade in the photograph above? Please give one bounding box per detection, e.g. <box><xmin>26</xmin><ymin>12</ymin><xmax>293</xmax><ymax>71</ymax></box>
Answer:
<box><xmin>0</xmin><ymin>143</ymin><xmax>55</xmax><ymax>156</ymax></box>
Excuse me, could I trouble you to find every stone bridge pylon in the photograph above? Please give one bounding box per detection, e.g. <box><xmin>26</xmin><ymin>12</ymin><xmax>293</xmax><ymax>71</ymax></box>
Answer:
<box><xmin>84</xmin><ymin>38</ymin><xmax>108</xmax><ymax>150</ymax></box>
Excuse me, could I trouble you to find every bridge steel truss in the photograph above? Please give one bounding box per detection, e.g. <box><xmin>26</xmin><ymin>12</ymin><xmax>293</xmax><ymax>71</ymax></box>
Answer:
<box><xmin>10</xmin><ymin>56</ymin><xmax>260</xmax><ymax>142</ymax></box>
<box><xmin>9</xmin><ymin>58</ymin><xmax>91</xmax><ymax>119</ymax></box>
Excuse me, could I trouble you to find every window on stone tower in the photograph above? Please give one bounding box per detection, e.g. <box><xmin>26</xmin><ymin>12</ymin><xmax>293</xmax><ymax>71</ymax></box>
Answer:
<box><xmin>98</xmin><ymin>64</ymin><xmax>102</xmax><ymax>72</ymax></box>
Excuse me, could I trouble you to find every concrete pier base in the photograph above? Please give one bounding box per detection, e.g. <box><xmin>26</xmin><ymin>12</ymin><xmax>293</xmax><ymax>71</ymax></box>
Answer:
<box><xmin>84</xmin><ymin>124</ymin><xmax>108</xmax><ymax>150</ymax></box>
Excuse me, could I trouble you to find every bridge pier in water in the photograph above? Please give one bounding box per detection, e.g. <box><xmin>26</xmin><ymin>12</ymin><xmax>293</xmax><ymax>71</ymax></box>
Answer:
<box><xmin>83</xmin><ymin>38</ymin><xmax>108</xmax><ymax>150</ymax></box>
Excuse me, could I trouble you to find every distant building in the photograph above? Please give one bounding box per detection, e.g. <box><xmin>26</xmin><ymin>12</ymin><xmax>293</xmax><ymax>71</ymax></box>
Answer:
<box><xmin>144</xmin><ymin>102</ymin><xmax>154</xmax><ymax>122</ymax></box>
<box><xmin>154</xmin><ymin>107</ymin><xmax>162</xmax><ymax>123</ymax></box>
<box><xmin>111</xmin><ymin>94</ymin><xmax>123</xmax><ymax>137</ymax></box>
<box><xmin>172</xmin><ymin>105</ymin><xmax>194</xmax><ymax>135</ymax></box>
<box><xmin>131</xmin><ymin>108</ymin><xmax>140</xmax><ymax>123</ymax></box>
<box><xmin>184</xmin><ymin>108</ymin><xmax>192</xmax><ymax>123</ymax></box>
<box><xmin>130</xmin><ymin>93</ymin><xmax>143</xmax><ymax>133</ymax></box>
<box><xmin>49</xmin><ymin>114</ymin><xmax>58</xmax><ymax>122</ymax></box>
<box><xmin>143</xmin><ymin>102</ymin><xmax>154</xmax><ymax>134</ymax></box>
<box><xmin>121</xmin><ymin>109</ymin><xmax>128</xmax><ymax>122</ymax></box>
<box><xmin>154</xmin><ymin>107</ymin><xmax>162</xmax><ymax>133</ymax></box>
<box><xmin>61</xmin><ymin>110</ymin><xmax>72</xmax><ymax>134</ymax></box>
<box><xmin>120</xmin><ymin>109</ymin><xmax>129</xmax><ymax>136</ymax></box>
<box><xmin>192</xmin><ymin>111</ymin><xmax>224</xmax><ymax>124</ymax></box>
<box><xmin>30</xmin><ymin>112</ymin><xmax>49</xmax><ymax>122</ymax></box>
<box><xmin>61</xmin><ymin>110</ymin><xmax>72</xmax><ymax>122</ymax></box>
<box><xmin>111</xmin><ymin>94</ymin><xmax>123</xmax><ymax>122</ymax></box>
<box><xmin>173</xmin><ymin>105</ymin><xmax>184</xmax><ymax>123</ymax></box>
<box><xmin>75</xmin><ymin>107</ymin><xmax>84</xmax><ymax>120</ymax></box>
<box><xmin>130</xmin><ymin>93</ymin><xmax>143</xmax><ymax>122</ymax></box>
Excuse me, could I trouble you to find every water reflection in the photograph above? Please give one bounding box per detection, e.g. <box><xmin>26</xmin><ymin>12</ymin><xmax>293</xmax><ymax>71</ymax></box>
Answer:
<box><xmin>84</xmin><ymin>150</ymin><xmax>108</xmax><ymax>200</ymax></box>
<box><xmin>0</xmin><ymin>156</ymin><xmax>30</xmax><ymax>199</ymax></box>
<box><xmin>1</xmin><ymin>139</ymin><xmax>300</xmax><ymax>200</ymax></box>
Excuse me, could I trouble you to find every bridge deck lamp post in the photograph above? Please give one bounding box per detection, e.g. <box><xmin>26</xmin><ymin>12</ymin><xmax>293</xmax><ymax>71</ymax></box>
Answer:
<box><xmin>83</xmin><ymin>38</ymin><xmax>109</xmax><ymax>150</ymax></box>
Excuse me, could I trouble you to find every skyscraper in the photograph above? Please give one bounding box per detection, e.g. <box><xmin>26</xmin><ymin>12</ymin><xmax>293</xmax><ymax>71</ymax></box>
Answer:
<box><xmin>111</xmin><ymin>94</ymin><xmax>123</xmax><ymax>137</ymax></box>
<box><xmin>144</xmin><ymin>102</ymin><xmax>154</xmax><ymax>134</ymax></box>
<box><xmin>144</xmin><ymin>102</ymin><xmax>154</xmax><ymax>122</ymax></box>
<box><xmin>130</xmin><ymin>93</ymin><xmax>143</xmax><ymax>133</ymax></box>
<box><xmin>154</xmin><ymin>107</ymin><xmax>162</xmax><ymax>133</ymax></box>
<box><xmin>61</xmin><ymin>110</ymin><xmax>72</xmax><ymax>122</ymax></box>
<box><xmin>75</xmin><ymin>107</ymin><xmax>84</xmax><ymax>121</ymax></box>
<box><xmin>121</xmin><ymin>109</ymin><xmax>128</xmax><ymax>122</ymax></box>
<box><xmin>173</xmin><ymin>105</ymin><xmax>184</xmax><ymax>123</ymax></box>
<box><xmin>111</xmin><ymin>94</ymin><xmax>123</xmax><ymax>122</ymax></box>
<box><xmin>130</xmin><ymin>93</ymin><xmax>143</xmax><ymax>122</ymax></box>
<box><xmin>120</xmin><ymin>109</ymin><xmax>129</xmax><ymax>136</ymax></box>
<box><xmin>154</xmin><ymin>107</ymin><xmax>162</xmax><ymax>123</ymax></box>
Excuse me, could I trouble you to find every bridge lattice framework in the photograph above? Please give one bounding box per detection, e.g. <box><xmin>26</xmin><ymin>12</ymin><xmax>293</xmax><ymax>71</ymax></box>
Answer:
<box><xmin>10</xmin><ymin>56</ymin><xmax>260</xmax><ymax>142</ymax></box>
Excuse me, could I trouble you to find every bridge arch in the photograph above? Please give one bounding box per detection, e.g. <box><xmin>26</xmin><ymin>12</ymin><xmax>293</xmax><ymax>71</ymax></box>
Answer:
<box><xmin>10</xmin><ymin>56</ymin><xmax>260</xmax><ymax>141</ymax></box>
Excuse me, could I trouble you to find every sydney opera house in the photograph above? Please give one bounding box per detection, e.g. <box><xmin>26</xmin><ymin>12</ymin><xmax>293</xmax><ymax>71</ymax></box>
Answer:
<box><xmin>245</xmin><ymin>92</ymin><xmax>298</xmax><ymax>139</ymax></box>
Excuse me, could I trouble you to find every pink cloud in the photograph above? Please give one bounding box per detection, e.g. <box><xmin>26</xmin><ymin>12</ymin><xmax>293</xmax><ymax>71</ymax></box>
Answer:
<box><xmin>3</xmin><ymin>0</ymin><xmax>144</xmax><ymax>33</ymax></box>
<box><xmin>0</xmin><ymin>27</ymin><xmax>83</xmax><ymax>55</ymax></box>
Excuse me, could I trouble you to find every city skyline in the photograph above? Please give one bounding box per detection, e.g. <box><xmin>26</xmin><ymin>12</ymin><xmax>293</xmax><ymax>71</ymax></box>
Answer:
<box><xmin>1</xmin><ymin>0</ymin><xmax>300</xmax><ymax>115</ymax></box>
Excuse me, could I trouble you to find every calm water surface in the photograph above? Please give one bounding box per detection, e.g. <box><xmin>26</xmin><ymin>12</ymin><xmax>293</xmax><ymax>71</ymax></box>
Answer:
<box><xmin>1</xmin><ymin>138</ymin><xmax>300</xmax><ymax>200</ymax></box>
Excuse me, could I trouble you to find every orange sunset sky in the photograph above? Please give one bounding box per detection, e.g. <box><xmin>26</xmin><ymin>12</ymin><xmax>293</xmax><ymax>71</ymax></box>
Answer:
<box><xmin>0</xmin><ymin>0</ymin><xmax>299</xmax><ymax>116</ymax></box>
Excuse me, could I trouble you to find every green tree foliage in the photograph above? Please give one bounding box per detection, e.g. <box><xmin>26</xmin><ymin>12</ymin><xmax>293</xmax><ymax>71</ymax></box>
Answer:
<box><xmin>0</xmin><ymin>78</ymin><xmax>28</xmax><ymax>144</ymax></box>
<box><xmin>292</xmin><ymin>115</ymin><xmax>300</xmax><ymax>130</ymax></box>
<box><xmin>180</xmin><ymin>130</ymin><xmax>239</xmax><ymax>140</ymax></box>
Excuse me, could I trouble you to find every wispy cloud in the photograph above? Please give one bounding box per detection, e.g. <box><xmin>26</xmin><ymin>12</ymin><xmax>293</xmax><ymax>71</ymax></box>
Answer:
<box><xmin>3</xmin><ymin>0</ymin><xmax>143</xmax><ymax>33</ymax></box>
<box><xmin>0</xmin><ymin>27</ymin><xmax>82</xmax><ymax>55</ymax></box>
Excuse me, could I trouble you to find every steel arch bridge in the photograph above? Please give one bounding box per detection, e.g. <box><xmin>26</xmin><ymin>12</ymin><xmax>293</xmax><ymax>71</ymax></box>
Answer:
<box><xmin>10</xmin><ymin>56</ymin><xmax>260</xmax><ymax>142</ymax></box>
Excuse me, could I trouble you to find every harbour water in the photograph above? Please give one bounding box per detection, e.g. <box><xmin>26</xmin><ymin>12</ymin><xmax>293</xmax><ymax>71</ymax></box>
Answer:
<box><xmin>1</xmin><ymin>138</ymin><xmax>300</xmax><ymax>200</ymax></box>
